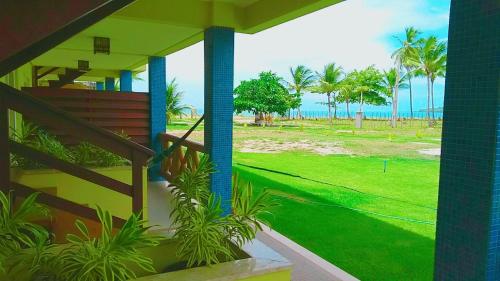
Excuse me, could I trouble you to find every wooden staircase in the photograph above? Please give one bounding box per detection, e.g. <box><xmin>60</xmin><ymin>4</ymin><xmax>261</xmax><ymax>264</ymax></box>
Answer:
<box><xmin>0</xmin><ymin>83</ymin><xmax>154</xmax><ymax>235</ymax></box>
<box><xmin>48</xmin><ymin>68</ymin><xmax>88</xmax><ymax>88</ymax></box>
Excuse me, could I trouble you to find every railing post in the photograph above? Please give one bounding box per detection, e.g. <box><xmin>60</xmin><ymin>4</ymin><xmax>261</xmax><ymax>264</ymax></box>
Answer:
<box><xmin>0</xmin><ymin>96</ymin><xmax>10</xmax><ymax>192</ymax></box>
<box><xmin>131</xmin><ymin>150</ymin><xmax>144</xmax><ymax>219</ymax></box>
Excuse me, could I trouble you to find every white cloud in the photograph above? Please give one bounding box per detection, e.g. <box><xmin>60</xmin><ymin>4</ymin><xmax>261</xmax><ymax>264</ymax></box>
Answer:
<box><xmin>162</xmin><ymin>0</ymin><xmax>450</xmax><ymax>111</ymax></box>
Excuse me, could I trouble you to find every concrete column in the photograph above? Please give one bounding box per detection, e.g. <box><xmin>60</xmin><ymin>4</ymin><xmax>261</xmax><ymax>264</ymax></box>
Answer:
<box><xmin>96</xmin><ymin>81</ymin><xmax>104</xmax><ymax>91</ymax></box>
<box><xmin>120</xmin><ymin>70</ymin><xmax>132</xmax><ymax>92</ymax></box>
<box><xmin>434</xmin><ymin>1</ymin><xmax>500</xmax><ymax>280</ymax></box>
<box><xmin>204</xmin><ymin>27</ymin><xmax>234</xmax><ymax>215</ymax></box>
<box><xmin>148</xmin><ymin>56</ymin><xmax>166</xmax><ymax>181</ymax></box>
<box><xmin>105</xmin><ymin>77</ymin><xmax>114</xmax><ymax>91</ymax></box>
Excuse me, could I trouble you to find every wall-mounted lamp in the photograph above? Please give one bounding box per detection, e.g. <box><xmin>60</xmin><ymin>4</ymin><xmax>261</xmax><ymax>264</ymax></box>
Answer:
<box><xmin>94</xmin><ymin>37</ymin><xmax>110</xmax><ymax>55</ymax></box>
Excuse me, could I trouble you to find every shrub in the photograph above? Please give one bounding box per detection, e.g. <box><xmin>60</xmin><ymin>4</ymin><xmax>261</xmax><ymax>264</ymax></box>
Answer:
<box><xmin>10</xmin><ymin>121</ymin><xmax>129</xmax><ymax>169</ymax></box>
<box><xmin>170</xmin><ymin>155</ymin><xmax>274</xmax><ymax>268</ymax></box>
<box><xmin>0</xmin><ymin>191</ymin><xmax>161</xmax><ymax>281</ymax></box>
<box><xmin>56</xmin><ymin>207</ymin><xmax>162</xmax><ymax>281</ymax></box>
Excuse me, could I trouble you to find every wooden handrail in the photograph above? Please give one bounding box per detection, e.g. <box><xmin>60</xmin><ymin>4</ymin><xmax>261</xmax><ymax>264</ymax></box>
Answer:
<box><xmin>159</xmin><ymin>133</ymin><xmax>205</xmax><ymax>182</ymax></box>
<box><xmin>160</xmin><ymin>133</ymin><xmax>206</xmax><ymax>153</ymax></box>
<box><xmin>0</xmin><ymin>83</ymin><xmax>154</xmax><ymax>163</ymax></box>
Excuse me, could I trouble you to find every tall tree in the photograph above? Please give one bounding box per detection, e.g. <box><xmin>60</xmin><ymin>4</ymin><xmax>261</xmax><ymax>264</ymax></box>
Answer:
<box><xmin>166</xmin><ymin>78</ymin><xmax>190</xmax><ymax>124</ymax></box>
<box><xmin>392</xmin><ymin>27</ymin><xmax>422</xmax><ymax>120</ymax></box>
<box><xmin>351</xmin><ymin>66</ymin><xmax>386</xmax><ymax>114</ymax></box>
<box><xmin>234</xmin><ymin>71</ymin><xmax>290</xmax><ymax>125</ymax></box>
<box><xmin>382</xmin><ymin>68</ymin><xmax>409</xmax><ymax>125</ymax></box>
<box><xmin>417</xmin><ymin>36</ymin><xmax>447</xmax><ymax>125</ymax></box>
<box><xmin>287</xmin><ymin>65</ymin><xmax>315</xmax><ymax>119</ymax></box>
<box><xmin>310</xmin><ymin>63</ymin><xmax>344</xmax><ymax>124</ymax></box>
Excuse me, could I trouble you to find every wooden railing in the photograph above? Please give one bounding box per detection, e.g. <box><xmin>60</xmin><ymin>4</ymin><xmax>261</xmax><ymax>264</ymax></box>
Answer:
<box><xmin>159</xmin><ymin>133</ymin><xmax>205</xmax><ymax>182</ymax></box>
<box><xmin>0</xmin><ymin>83</ymin><xmax>154</xmax><ymax>226</ymax></box>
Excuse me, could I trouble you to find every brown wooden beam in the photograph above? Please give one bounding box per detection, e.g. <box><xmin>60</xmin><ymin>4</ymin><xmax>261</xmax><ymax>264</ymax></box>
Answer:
<box><xmin>0</xmin><ymin>96</ymin><xmax>10</xmax><ymax>192</ymax></box>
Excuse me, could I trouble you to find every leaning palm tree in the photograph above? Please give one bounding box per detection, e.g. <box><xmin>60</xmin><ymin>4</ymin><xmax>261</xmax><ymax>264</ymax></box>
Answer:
<box><xmin>382</xmin><ymin>68</ymin><xmax>409</xmax><ymax>127</ymax></box>
<box><xmin>417</xmin><ymin>36</ymin><xmax>447</xmax><ymax>125</ymax></box>
<box><xmin>166</xmin><ymin>78</ymin><xmax>191</xmax><ymax>124</ymax></box>
<box><xmin>287</xmin><ymin>65</ymin><xmax>315</xmax><ymax>119</ymax></box>
<box><xmin>392</xmin><ymin>27</ymin><xmax>421</xmax><ymax>120</ymax></box>
<box><xmin>311</xmin><ymin>63</ymin><xmax>344</xmax><ymax>124</ymax></box>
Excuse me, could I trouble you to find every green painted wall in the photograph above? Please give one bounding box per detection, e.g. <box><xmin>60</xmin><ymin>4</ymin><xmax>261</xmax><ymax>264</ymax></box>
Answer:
<box><xmin>10</xmin><ymin>166</ymin><xmax>148</xmax><ymax>221</ymax></box>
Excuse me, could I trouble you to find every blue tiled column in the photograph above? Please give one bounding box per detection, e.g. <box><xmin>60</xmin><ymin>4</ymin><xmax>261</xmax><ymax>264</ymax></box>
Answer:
<box><xmin>204</xmin><ymin>27</ymin><xmax>234</xmax><ymax>215</ymax></box>
<box><xmin>434</xmin><ymin>1</ymin><xmax>500</xmax><ymax>280</ymax></box>
<box><xmin>96</xmin><ymin>82</ymin><xmax>104</xmax><ymax>91</ymax></box>
<box><xmin>148</xmin><ymin>56</ymin><xmax>166</xmax><ymax>181</ymax></box>
<box><xmin>120</xmin><ymin>70</ymin><xmax>132</xmax><ymax>92</ymax></box>
<box><xmin>105</xmin><ymin>77</ymin><xmax>115</xmax><ymax>91</ymax></box>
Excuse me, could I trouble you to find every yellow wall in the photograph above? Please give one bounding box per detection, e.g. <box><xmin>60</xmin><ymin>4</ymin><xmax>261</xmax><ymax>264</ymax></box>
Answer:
<box><xmin>239</xmin><ymin>270</ymin><xmax>291</xmax><ymax>281</ymax></box>
<box><xmin>11</xmin><ymin>166</ymin><xmax>148</xmax><ymax>221</ymax></box>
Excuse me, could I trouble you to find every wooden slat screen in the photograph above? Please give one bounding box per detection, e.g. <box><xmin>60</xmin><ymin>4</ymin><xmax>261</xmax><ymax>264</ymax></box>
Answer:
<box><xmin>22</xmin><ymin>87</ymin><xmax>150</xmax><ymax>147</ymax></box>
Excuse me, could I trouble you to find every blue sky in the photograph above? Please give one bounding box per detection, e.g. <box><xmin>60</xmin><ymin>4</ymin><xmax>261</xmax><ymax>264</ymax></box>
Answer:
<box><xmin>134</xmin><ymin>0</ymin><xmax>451</xmax><ymax>114</ymax></box>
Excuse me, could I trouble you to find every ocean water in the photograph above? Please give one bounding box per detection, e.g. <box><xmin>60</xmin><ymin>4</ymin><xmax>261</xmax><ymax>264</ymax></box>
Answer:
<box><xmin>190</xmin><ymin>109</ymin><xmax>444</xmax><ymax>119</ymax></box>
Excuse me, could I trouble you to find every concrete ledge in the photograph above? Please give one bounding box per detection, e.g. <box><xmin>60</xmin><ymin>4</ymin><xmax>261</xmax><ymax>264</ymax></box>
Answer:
<box><xmin>258</xmin><ymin>226</ymin><xmax>359</xmax><ymax>281</ymax></box>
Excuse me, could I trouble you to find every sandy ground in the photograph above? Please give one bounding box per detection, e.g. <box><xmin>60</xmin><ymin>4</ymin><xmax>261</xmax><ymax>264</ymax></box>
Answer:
<box><xmin>418</xmin><ymin>148</ymin><xmax>441</xmax><ymax>156</ymax></box>
<box><xmin>238</xmin><ymin>139</ymin><xmax>350</xmax><ymax>155</ymax></box>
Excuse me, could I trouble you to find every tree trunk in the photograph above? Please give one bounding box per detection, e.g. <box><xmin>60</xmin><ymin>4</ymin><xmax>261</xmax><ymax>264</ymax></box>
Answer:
<box><xmin>327</xmin><ymin>93</ymin><xmax>332</xmax><ymax>125</ymax></box>
<box><xmin>360</xmin><ymin>93</ymin><xmax>364</xmax><ymax>113</ymax></box>
<box><xmin>346</xmin><ymin>99</ymin><xmax>351</xmax><ymax>119</ymax></box>
<box><xmin>426</xmin><ymin>76</ymin><xmax>431</xmax><ymax>126</ymax></box>
<box><xmin>408</xmin><ymin>76</ymin><xmax>413</xmax><ymax>120</ymax></box>
<box><xmin>431</xmin><ymin>79</ymin><xmax>435</xmax><ymax>123</ymax></box>
<box><xmin>255</xmin><ymin>112</ymin><xmax>265</xmax><ymax>126</ymax></box>
<box><xmin>391</xmin><ymin>69</ymin><xmax>400</xmax><ymax>128</ymax></box>
<box><xmin>297</xmin><ymin>107</ymin><xmax>302</xmax><ymax>119</ymax></box>
<box><xmin>333</xmin><ymin>93</ymin><xmax>337</xmax><ymax>119</ymax></box>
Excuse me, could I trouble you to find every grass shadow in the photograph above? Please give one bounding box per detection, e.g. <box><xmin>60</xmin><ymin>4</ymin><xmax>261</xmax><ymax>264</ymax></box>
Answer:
<box><xmin>235</xmin><ymin>167</ymin><xmax>435</xmax><ymax>281</ymax></box>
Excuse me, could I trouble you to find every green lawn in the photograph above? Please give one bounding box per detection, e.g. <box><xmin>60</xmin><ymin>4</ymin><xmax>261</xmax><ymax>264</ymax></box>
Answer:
<box><xmin>171</xmin><ymin>117</ymin><xmax>441</xmax><ymax>281</ymax></box>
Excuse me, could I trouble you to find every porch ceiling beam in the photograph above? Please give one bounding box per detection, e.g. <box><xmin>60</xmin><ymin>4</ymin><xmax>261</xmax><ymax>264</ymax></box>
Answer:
<box><xmin>113</xmin><ymin>0</ymin><xmax>343</xmax><ymax>34</ymax></box>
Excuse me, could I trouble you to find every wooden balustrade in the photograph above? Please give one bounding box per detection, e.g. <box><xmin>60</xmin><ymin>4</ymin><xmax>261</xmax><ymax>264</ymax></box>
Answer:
<box><xmin>159</xmin><ymin>133</ymin><xmax>205</xmax><ymax>182</ymax></box>
<box><xmin>0</xmin><ymin>82</ymin><xmax>154</xmax><ymax>221</ymax></box>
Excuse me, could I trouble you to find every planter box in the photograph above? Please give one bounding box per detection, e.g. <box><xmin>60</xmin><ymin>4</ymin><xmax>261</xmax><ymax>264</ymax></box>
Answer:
<box><xmin>133</xmin><ymin>239</ymin><xmax>291</xmax><ymax>281</ymax></box>
<box><xmin>10</xmin><ymin>166</ymin><xmax>148</xmax><ymax>221</ymax></box>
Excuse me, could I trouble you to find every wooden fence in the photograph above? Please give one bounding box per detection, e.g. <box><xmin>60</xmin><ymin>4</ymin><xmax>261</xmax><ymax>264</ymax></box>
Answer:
<box><xmin>22</xmin><ymin>87</ymin><xmax>150</xmax><ymax>146</ymax></box>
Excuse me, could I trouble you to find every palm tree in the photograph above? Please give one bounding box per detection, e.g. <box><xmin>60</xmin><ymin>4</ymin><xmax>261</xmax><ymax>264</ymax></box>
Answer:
<box><xmin>166</xmin><ymin>78</ymin><xmax>191</xmax><ymax>124</ymax></box>
<box><xmin>287</xmin><ymin>65</ymin><xmax>315</xmax><ymax>119</ymax></box>
<box><xmin>392</xmin><ymin>27</ymin><xmax>422</xmax><ymax>120</ymax></box>
<box><xmin>337</xmin><ymin>74</ymin><xmax>356</xmax><ymax>119</ymax></box>
<box><xmin>417</xmin><ymin>36</ymin><xmax>447</xmax><ymax>125</ymax></box>
<box><xmin>382</xmin><ymin>68</ymin><xmax>409</xmax><ymax>126</ymax></box>
<box><xmin>311</xmin><ymin>63</ymin><xmax>344</xmax><ymax>124</ymax></box>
